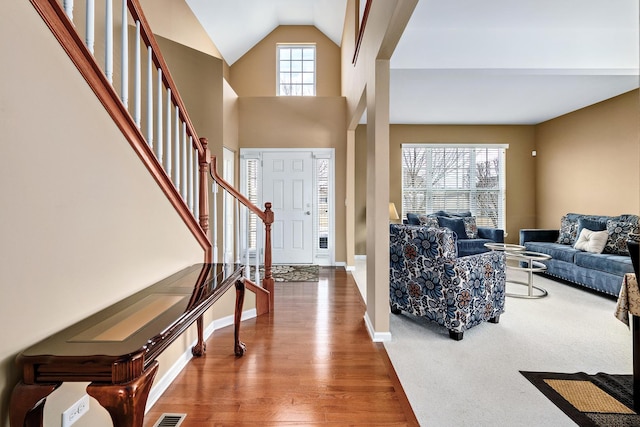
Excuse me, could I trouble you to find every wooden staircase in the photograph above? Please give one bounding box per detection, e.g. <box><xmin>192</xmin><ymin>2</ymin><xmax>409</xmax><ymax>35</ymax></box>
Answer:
<box><xmin>27</xmin><ymin>0</ymin><xmax>274</xmax><ymax>311</ymax></box>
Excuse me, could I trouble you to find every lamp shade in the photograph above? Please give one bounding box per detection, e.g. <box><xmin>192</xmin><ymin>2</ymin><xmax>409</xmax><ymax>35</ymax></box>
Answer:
<box><xmin>389</xmin><ymin>202</ymin><xmax>399</xmax><ymax>221</ymax></box>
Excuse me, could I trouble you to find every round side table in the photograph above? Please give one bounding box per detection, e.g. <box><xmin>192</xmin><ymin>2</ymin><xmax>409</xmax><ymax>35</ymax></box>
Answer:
<box><xmin>504</xmin><ymin>250</ymin><xmax>550</xmax><ymax>299</ymax></box>
<box><xmin>484</xmin><ymin>242</ymin><xmax>526</xmax><ymax>252</ymax></box>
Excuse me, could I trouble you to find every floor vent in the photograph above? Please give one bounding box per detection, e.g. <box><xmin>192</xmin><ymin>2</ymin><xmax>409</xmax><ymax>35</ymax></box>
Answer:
<box><xmin>152</xmin><ymin>413</ymin><xmax>187</xmax><ymax>427</ymax></box>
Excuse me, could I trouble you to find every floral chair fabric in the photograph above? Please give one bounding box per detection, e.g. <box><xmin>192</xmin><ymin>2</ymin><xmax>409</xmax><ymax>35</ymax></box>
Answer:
<box><xmin>390</xmin><ymin>224</ymin><xmax>506</xmax><ymax>340</ymax></box>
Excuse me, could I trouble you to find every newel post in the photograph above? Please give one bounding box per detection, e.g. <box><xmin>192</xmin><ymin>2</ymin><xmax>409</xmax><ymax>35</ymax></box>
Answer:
<box><xmin>199</xmin><ymin>138</ymin><xmax>212</xmax><ymax>262</ymax></box>
<box><xmin>262</xmin><ymin>202</ymin><xmax>275</xmax><ymax>308</ymax></box>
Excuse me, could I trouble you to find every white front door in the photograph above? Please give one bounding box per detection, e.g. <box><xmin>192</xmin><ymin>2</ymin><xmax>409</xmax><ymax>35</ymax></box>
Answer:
<box><xmin>262</xmin><ymin>151</ymin><xmax>314</xmax><ymax>264</ymax></box>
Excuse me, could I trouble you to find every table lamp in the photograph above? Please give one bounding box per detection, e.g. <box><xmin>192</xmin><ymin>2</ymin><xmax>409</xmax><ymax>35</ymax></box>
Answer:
<box><xmin>389</xmin><ymin>202</ymin><xmax>400</xmax><ymax>223</ymax></box>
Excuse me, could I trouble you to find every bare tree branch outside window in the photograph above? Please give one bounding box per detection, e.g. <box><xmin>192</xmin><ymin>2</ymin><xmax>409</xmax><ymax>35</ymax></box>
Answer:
<box><xmin>402</xmin><ymin>146</ymin><xmax>505</xmax><ymax>228</ymax></box>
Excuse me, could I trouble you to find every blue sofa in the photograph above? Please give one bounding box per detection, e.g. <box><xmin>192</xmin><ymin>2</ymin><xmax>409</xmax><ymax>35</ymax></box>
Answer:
<box><xmin>406</xmin><ymin>211</ymin><xmax>504</xmax><ymax>257</ymax></box>
<box><xmin>520</xmin><ymin>213</ymin><xmax>639</xmax><ymax>296</ymax></box>
<box><xmin>390</xmin><ymin>224</ymin><xmax>506</xmax><ymax>340</ymax></box>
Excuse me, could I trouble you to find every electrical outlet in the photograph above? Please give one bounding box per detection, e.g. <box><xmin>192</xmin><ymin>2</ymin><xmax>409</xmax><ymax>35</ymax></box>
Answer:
<box><xmin>61</xmin><ymin>394</ymin><xmax>89</xmax><ymax>427</ymax></box>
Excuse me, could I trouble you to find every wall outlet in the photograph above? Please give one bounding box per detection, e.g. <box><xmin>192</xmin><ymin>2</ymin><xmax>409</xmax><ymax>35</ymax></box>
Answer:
<box><xmin>61</xmin><ymin>394</ymin><xmax>90</xmax><ymax>427</ymax></box>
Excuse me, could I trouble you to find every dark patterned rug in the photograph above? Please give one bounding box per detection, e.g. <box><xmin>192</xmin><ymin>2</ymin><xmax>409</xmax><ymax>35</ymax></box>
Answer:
<box><xmin>521</xmin><ymin>371</ymin><xmax>639</xmax><ymax>426</ymax></box>
<box><xmin>249</xmin><ymin>265</ymin><xmax>319</xmax><ymax>282</ymax></box>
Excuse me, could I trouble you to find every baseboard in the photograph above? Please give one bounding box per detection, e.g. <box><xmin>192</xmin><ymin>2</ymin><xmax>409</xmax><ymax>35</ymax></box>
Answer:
<box><xmin>355</xmin><ymin>255</ymin><xmax>366</xmax><ymax>260</ymax></box>
<box><xmin>364</xmin><ymin>312</ymin><xmax>392</xmax><ymax>342</ymax></box>
<box><xmin>145</xmin><ymin>308</ymin><xmax>257</xmax><ymax>411</ymax></box>
<box><xmin>345</xmin><ymin>265</ymin><xmax>355</xmax><ymax>271</ymax></box>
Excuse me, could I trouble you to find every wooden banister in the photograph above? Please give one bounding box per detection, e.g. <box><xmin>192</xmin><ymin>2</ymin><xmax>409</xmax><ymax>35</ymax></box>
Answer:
<box><xmin>29</xmin><ymin>0</ymin><xmax>211</xmax><ymax>261</ymax></box>
<box><xmin>126</xmin><ymin>0</ymin><xmax>203</xmax><ymax>154</ymax></box>
<box><xmin>208</xmin><ymin>149</ymin><xmax>275</xmax><ymax>307</ymax></box>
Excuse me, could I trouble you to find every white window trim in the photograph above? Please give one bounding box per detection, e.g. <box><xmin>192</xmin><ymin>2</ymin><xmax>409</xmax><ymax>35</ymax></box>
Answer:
<box><xmin>276</xmin><ymin>44</ymin><xmax>316</xmax><ymax>96</ymax></box>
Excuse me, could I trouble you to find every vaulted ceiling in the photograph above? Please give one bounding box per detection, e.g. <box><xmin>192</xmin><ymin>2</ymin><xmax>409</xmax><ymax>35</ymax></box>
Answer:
<box><xmin>185</xmin><ymin>0</ymin><xmax>639</xmax><ymax>125</ymax></box>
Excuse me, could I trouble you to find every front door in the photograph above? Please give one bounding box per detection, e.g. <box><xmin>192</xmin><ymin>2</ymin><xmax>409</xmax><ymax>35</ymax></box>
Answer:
<box><xmin>262</xmin><ymin>151</ymin><xmax>314</xmax><ymax>264</ymax></box>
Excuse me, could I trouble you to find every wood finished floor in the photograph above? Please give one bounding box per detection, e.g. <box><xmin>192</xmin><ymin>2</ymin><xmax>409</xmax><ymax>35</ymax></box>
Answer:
<box><xmin>143</xmin><ymin>267</ymin><xmax>418</xmax><ymax>426</ymax></box>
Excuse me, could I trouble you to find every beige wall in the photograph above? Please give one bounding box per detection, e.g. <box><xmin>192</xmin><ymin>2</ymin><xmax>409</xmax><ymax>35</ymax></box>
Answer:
<box><xmin>228</xmin><ymin>24</ymin><xmax>347</xmax><ymax>263</ymax></box>
<box><xmin>354</xmin><ymin>124</ymin><xmax>537</xmax><ymax>253</ymax></box>
<box><xmin>139</xmin><ymin>0</ymin><xmax>223</xmax><ymax>60</ymax></box>
<box><xmin>1</xmin><ymin>2</ymin><xmax>204</xmax><ymax>425</ymax></box>
<box><xmin>239</xmin><ymin>97</ymin><xmax>348</xmax><ymax>262</ymax></box>
<box><xmin>535</xmin><ymin>90</ymin><xmax>640</xmax><ymax>228</ymax></box>
<box><xmin>230</xmin><ymin>25</ymin><xmax>341</xmax><ymax>97</ymax></box>
<box><xmin>342</xmin><ymin>0</ymin><xmax>418</xmax><ymax>337</ymax></box>
<box><xmin>156</xmin><ymin>37</ymin><xmax>256</xmax><ymax>313</ymax></box>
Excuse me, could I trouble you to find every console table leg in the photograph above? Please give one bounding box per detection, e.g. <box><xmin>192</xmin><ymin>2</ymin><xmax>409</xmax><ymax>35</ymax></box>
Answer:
<box><xmin>86</xmin><ymin>361</ymin><xmax>158</xmax><ymax>427</ymax></box>
<box><xmin>192</xmin><ymin>316</ymin><xmax>206</xmax><ymax>357</ymax></box>
<box><xmin>234</xmin><ymin>280</ymin><xmax>246</xmax><ymax>357</ymax></box>
<box><xmin>10</xmin><ymin>382</ymin><xmax>60</xmax><ymax>427</ymax></box>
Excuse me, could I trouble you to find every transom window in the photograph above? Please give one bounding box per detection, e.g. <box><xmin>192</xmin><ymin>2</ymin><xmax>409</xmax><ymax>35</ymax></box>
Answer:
<box><xmin>401</xmin><ymin>144</ymin><xmax>508</xmax><ymax>229</ymax></box>
<box><xmin>277</xmin><ymin>44</ymin><xmax>316</xmax><ymax>96</ymax></box>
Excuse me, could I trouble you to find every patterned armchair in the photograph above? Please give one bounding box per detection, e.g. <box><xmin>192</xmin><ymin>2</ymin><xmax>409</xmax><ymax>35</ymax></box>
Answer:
<box><xmin>390</xmin><ymin>224</ymin><xmax>506</xmax><ymax>340</ymax></box>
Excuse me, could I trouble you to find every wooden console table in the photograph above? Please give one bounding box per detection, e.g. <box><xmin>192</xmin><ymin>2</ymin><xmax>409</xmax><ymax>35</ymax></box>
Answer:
<box><xmin>10</xmin><ymin>263</ymin><xmax>246</xmax><ymax>427</ymax></box>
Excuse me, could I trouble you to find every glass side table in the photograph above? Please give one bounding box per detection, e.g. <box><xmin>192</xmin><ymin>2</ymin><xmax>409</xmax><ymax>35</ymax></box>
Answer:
<box><xmin>484</xmin><ymin>243</ymin><xmax>549</xmax><ymax>299</ymax></box>
<box><xmin>503</xmin><ymin>250</ymin><xmax>551</xmax><ymax>299</ymax></box>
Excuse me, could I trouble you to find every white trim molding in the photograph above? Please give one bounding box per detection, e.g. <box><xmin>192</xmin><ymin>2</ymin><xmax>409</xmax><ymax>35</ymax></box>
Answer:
<box><xmin>364</xmin><ymin>312</ymin><xmax>392</xmax><ymax>342</ymax></box>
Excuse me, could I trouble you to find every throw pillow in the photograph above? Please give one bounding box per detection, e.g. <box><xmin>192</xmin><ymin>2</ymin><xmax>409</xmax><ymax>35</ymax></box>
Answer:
<box><xmin>406</xmin><ymin>213</ymin><xmax>421</xmax><ymax>225</ymax></box>
<box><xmin>557</xmin><ymin>215</ymin><xmax>578</xmax><ymax>245</ymax></box>
<box><xmin>577</xmin><ymin>217</ymin><xmax>607</xmax><ymax>237</ymax></box>
<box><xmin>604</xmin><ymin>219</ymin><xmax>640</xmax><ymax>255</ymax></box>
<box><xmin>432</xmin><ymin>210</ymin><xmax>472</xmax><ymax>218</ymax></box>
<box><xmin>417</xmin><ymin>214</ymin><xmax>439</xmax><ymax>228</ymax></box>
<box><xmin>462</xmin><ymin>216</ymin><xmax>479</xmax><ymax>239</ymax></box>
<box><xmin>437</xmin><ymin>216</ymin><xmax>468</xmax><ymax>239</ymax></box>
<box><xmin>574</xmin><ymin>228</ymin><xmax>608</xmax><ymax>254</ymax></box>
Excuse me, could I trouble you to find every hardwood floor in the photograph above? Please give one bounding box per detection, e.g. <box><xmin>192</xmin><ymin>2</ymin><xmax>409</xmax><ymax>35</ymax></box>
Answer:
<box><xmin>144</xmin><ymin>267</ymin><xmax>418</xmax><ymax>426</ymax></box>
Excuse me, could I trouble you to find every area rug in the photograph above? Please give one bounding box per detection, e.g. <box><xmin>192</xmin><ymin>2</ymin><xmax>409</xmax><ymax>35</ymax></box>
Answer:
<box><xmin>521</xmin><ymin>371</ymin><xmax>639</xmax><ymax>426</ymax></box>
<box><xmin>249</xmin><ymin>265</ymin><xmax>319</xmax><ymax>282</ymax></box>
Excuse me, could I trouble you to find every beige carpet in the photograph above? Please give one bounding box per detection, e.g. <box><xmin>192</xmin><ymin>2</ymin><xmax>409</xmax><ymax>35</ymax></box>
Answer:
<box><xmin>352</xmin><ymin>260</ymin><xmax>633</xmax><ymax>427</ymax></box>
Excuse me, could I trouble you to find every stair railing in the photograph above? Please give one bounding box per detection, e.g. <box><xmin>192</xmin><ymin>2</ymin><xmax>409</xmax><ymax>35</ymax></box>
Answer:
<box><xmin>207</xmin><ymin>147</ymin><xmax>275</xmax><ymax>310</ymax></box>
<box><xmin>29</xmin><ymin>0</ymin><xmax>274</xmax><ymax>310</ymax></box>
<box><xmin>30</xmin><ymin>0</ymin><xmax>210</xmax><ymax>257</ymax></box>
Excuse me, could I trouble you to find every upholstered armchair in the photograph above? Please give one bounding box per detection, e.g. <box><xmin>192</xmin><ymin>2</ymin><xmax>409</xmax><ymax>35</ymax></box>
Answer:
<box><xmin>389</xmin><ymin>223</ymin><xmax>507</xmax><ymax>340</ymax></box>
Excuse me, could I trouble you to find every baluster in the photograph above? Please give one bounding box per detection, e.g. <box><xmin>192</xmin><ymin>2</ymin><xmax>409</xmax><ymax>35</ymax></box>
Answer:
<box><xmin>146</xmin><ymin>47</ymin><xmax>153</xmax><ymax>144</ymax></box>
<box><xmin>253</xmin><ymin>214</ymin><xmax>260</xmax><ymax>284</ymax></box>
<box><xmin>133</xmin><ymin>21</ymin><xmax>141</xmax><ymax>127</ymax></box>
<box><xmin>165</xmin><ymin>88</ymin><xmax>172</xmax><ymax>174</ymax></box>
<box><xmin>221</xmin><ymin>189</ymin><xmax>226</xmax><ymax>263</ymax></box>
<box><xmin>194</xmin><ymin>150</ymin><xmax>200</xmax><ymax>219</ymax></box>
<box><xmin>212</xmin><ymin>184</ymin><xmax>218</xmax><ymax>262</ymax></box>
<box><xmin>156</xmin><ymin>69</ymin><xmax>163</xmax><ymax>162</ymax></box>
<box><xmin>85</xmin><ymin>0</ymin><xmax>94</xmax><ymax>53</ymax></box>
<box><xmin>188</xmin><ymin>138</ymin><xmax>194</xmax><ymax>212</ymax></box>
<box><xmin>181</xmin><ymin>123</ymin><xmax>187</xmax><ymax>199</ymax></box>
<box><xmin>105</xmin><ymin>0</ymin><xmax>113</xmax><ymax>83</ymax></box>
<box><xmin>244</xmin><ymin>207</ymin><xmax>250</xmax><ymax>278</ymax></box>
<box><xmin>174</xmin><ymin>108</ymin><xmax>180</xmax><ymax>186</ymax></box>
<box><xmin>120</xmin><ymin>0</ymin><xmax>128</xmax><ymax>107</ymax></box>
<box><xmin>63</xmin><ymin>0</ymin><xmax>74</xmax><ymax>20</ymax></box>
<box><xmin>235</xmin><ymin>199</ymin><xmax>241</xmax><ymax>264</ymax></box>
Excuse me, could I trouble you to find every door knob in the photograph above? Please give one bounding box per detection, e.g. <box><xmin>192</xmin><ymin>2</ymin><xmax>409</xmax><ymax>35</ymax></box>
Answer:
<box><xmin>305</xmin><ymin>211</ymin><xmax>311</xmax><ymax>215</ymax></box>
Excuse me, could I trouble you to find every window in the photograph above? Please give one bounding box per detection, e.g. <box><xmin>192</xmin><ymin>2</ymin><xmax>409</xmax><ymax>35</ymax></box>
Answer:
<box><xmin>245</xmin><ymin>157</ymin><xmax>259</xmax><ymax>252</ymax></box>
<box><xmin>277</xmin><ymin>44</ymin><xmax>315</xmax><ymax>96</ymax></box>
<box><xmin>402</xmin><ymin>144</ymin><xmax>508</xmax><ymax>228</ymax></box>
<box><xmin>316</xmin><ymin>157</ymin><xmax>330</xmax><ymax>250</ymax></box>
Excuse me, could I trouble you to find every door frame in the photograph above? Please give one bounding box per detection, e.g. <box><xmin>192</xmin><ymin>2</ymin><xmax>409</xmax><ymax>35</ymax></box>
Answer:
<box><xmin>240</xmin><ymin>148</ymin><xmax>335</xmax><ymax>266</ymax></box>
